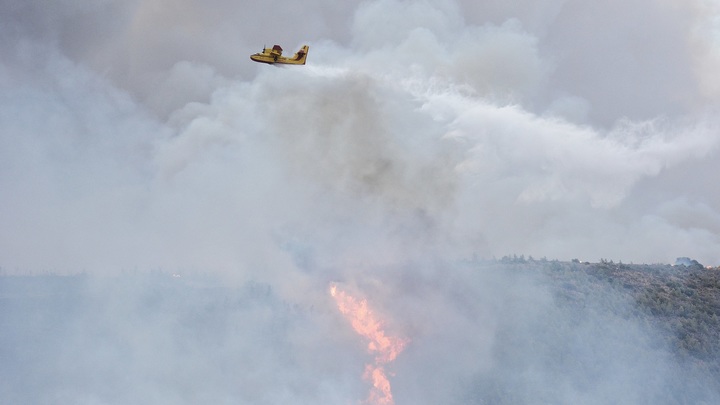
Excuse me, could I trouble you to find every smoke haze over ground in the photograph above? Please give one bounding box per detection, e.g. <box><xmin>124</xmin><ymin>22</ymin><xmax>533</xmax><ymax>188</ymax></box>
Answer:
<box><xmin>2</xmin><ymin>0</ymin><xmax>720</xmax><ymax>403</ymax></box>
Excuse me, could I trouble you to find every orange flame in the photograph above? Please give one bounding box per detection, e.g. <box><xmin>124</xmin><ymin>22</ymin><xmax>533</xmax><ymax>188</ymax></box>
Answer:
<box><xmin>330</xmin><ymin>283</ymin><xmax>408</xmax><ymax>405</ymax></box>
<box><xmin>364</xmin><ymin>365</ymin><xmax>393</xmax><ymax>405</ymax></box>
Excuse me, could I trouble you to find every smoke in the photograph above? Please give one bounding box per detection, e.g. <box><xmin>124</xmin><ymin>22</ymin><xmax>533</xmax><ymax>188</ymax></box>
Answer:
<box><xmin>2</xmin><ymin>0</ymin><xmax>720</xmax><ymax>403</ymax></box>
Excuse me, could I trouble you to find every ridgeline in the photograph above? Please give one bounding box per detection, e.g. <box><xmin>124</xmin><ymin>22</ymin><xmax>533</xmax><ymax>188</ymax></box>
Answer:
<box><xmin>495</xmin><ymin>255</ymin><xmax>720</xmax><ymax>386</ymax></box>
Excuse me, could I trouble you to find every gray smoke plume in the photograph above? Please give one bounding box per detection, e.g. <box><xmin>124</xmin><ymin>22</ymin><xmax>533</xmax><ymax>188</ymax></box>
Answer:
<box><xmin>2</xmin><ymin>0</ymin><xmax>720</xmax><ymax>403</ymax></box>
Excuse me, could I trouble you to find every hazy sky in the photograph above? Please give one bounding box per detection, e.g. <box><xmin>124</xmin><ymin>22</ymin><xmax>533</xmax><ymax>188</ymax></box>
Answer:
<box><xmin>2</xmin><ymin>0</ymin><xmax>720</xmax><ymax>274</ymax></box>
<box><xmin>2</xmin><ymin>1</ymin><xmax>720</xmax><ymax>403</ymax></box>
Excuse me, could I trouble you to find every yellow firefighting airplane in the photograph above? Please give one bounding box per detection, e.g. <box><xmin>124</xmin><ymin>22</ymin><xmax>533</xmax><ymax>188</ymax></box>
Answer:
<box><xmin>250</xmin><ymin>44</ymin><xmax>309</xmax><ymax>65</ymax></box>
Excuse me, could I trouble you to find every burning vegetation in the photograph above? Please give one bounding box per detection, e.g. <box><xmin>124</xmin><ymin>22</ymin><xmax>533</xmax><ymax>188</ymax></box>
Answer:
<box><xmin>330</xmin><ymin>283</ymin><xmax>409</xmax><ymax>405</ymax></box>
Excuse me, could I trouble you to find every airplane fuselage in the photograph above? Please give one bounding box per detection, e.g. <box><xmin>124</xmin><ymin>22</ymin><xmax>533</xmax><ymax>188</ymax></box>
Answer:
<box><xmin>250</xmin><ymin>45</ymin><xmax>308</xmax><ymax>65</ymax></box>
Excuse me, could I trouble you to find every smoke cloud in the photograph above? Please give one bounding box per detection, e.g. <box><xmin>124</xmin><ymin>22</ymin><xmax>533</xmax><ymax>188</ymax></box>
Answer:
<box><xmin>2</xmin><ymin>0</ymin><xmax>720</xmax><ymax>403</ymax></box>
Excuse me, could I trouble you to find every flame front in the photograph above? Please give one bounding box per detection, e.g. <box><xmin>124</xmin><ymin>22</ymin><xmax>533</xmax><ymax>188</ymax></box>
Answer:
<box><xmin>330</xmin><ymin>283</ymin><xmax>408</xmax><ymax>405</ymax></box>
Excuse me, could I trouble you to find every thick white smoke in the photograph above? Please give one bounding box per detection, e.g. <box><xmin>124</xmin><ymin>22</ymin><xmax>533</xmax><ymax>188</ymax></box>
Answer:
<box><xmin>1</xmin><ymin>0</ymin><xmax>720</xmax><ymax>403</ymax></box>
<box><xmin>2</xmin><ymin>0</ymin><xmax>720</xmax><ymax>273</ymax></box>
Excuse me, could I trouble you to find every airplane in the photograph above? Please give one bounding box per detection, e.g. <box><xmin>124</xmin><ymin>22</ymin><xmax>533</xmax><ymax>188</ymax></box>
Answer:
<box><xmin>250</xmin><ymin>44</ymin><xmax>309</xmax><ymax>65</ymax></box>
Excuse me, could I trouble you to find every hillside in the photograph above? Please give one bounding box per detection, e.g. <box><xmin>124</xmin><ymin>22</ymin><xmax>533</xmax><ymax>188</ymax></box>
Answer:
<box><xmin>1</xmin><ymin>260</ymin><xmax>719</xmax><ymax>403</ymax></box>
<box><xmin>497</xmin><ymin>256</ymin><xmax>720</xmax><ymax>388</ymax></box>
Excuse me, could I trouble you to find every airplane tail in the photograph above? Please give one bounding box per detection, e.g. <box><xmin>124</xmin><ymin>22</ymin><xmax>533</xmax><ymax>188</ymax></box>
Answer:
<box><xmin>292</xmin><ymin>45</ymin><xmax>309</xmax><ymax>64</ymax></box>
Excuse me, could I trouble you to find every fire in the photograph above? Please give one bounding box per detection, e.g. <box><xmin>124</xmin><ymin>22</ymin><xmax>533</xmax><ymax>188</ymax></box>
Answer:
<box><xmin>330</xmin><ymin>283</ymin><xmax>409</xmax><ymax>405</ymax></box>
<box><xmin>364</xmin><ymin>365</ymin><xmax>393</xmax><ymax>405</ymax></box>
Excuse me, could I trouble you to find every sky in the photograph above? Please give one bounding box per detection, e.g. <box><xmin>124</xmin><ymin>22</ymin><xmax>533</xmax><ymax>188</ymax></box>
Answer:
<box><xmin>2</xmin><ymin>0</ymin><xmax>720</xmax><ymax>275</ymax></box>
<box><xmin>2</xmin><ymin>1</ymin><xmax>720</xmax><ymax>403</ymax></box>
